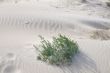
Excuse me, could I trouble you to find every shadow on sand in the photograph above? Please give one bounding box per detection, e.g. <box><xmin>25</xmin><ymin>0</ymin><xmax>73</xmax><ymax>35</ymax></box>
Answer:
<box><xmin>60</xmin><ymin>51</ymin><xmax>100</xmax><ymax>73</ymax></box>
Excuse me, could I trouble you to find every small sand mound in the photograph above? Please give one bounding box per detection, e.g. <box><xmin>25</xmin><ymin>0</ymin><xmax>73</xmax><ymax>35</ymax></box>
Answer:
<box><xmin>0</xmin><ymin>53</ymin><xmax>21</xmax><ymax>73</ymax></box>
<box><xmin>90</xmin><ymin>30</ymin><xmax>110</xmax><ymax>40</ymax></box>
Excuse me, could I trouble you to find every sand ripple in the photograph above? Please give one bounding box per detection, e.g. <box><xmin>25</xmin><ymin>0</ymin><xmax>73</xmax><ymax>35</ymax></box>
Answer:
<box><xmin>0</xmin><ymin>16</ymin><xmax>64</xmax><ymax>32</ymax></box>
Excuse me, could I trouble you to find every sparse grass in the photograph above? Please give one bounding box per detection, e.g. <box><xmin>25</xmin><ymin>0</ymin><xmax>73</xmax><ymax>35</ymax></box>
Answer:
<box><xmin>34</xmin><ymin>34</ymin><xmax>79</xmax><ymax>66</ymax></box>
<box><xmin>90</xmin><ymin>30</ymin><xmax>110</xmax><ymax>40</ymax></box>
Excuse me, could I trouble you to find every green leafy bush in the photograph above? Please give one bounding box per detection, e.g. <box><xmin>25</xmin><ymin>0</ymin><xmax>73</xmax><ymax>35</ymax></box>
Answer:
<box><xmin>34</xmin><ymin>34</ymin><xmax>79</xmax><ymax>66</ymax></box>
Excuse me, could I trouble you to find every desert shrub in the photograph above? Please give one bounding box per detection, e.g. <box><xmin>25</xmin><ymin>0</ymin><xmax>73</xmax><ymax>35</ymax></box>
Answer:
<box><xmin>34</xmin><ymin>34</ymin><xmax>79</xmax><ymax>66</ymax></box>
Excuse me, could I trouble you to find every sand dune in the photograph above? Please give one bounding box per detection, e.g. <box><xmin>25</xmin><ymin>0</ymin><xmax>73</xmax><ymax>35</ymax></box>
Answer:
<box><xmin>0</xmin><ymin>13</ymin><xmax>110</xmax><ymax>73</ymax></box>
<box><xmin>0</xmin><ymin>2</ymin><xmax>110</xmax><ymax>73</ymax></box>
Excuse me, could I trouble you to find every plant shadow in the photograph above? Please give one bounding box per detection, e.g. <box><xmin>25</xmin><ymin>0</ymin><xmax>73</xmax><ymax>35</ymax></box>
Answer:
<box><xmin>60</xmin><ymin>51</ymin><xmax>100</xmax><ymax>73</ymax></box>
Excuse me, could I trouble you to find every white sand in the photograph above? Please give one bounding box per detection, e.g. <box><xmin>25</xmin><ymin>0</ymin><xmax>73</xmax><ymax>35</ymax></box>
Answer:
<box><xmin>0</xmin><ymin>0</ymin><xmax>110</xmax><ymax>73</ymax></box>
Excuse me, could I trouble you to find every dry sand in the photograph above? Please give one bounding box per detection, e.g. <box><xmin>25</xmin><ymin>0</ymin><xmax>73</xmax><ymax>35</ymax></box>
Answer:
<box><xmin>0</xmin><ymin>1</ymin><xmax>110</xmax><ymax>73</ymax></box>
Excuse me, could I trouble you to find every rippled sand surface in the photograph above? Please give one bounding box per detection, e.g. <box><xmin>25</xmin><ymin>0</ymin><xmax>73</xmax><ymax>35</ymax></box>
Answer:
<box><xmin>0</xmin><ymin>3</ymin><xmax>110</xmax><ymax>73</ymax></box>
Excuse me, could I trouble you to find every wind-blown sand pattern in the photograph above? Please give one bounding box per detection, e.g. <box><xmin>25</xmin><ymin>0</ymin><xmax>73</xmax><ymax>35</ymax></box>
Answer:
<box><xmin>0</xmin><ymin>14</ymin><xmax>110</xmax><ymax>73</ymax></box>
<box><xmin>0</xmin><ymin>1</ymin><xmax>110</xmax><ymax>73</ymax></box>
<box><xmin>0</xmin><ymin>16</ymin><xmax>63</xmax><ymax>31</ymax></box>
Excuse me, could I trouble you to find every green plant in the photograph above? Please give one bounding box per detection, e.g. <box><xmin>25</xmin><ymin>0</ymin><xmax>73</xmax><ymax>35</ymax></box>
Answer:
<box><xmin>34</xmin><ymin>34</ymin><xmax>79</xmax><ymax>66</ymax></box>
